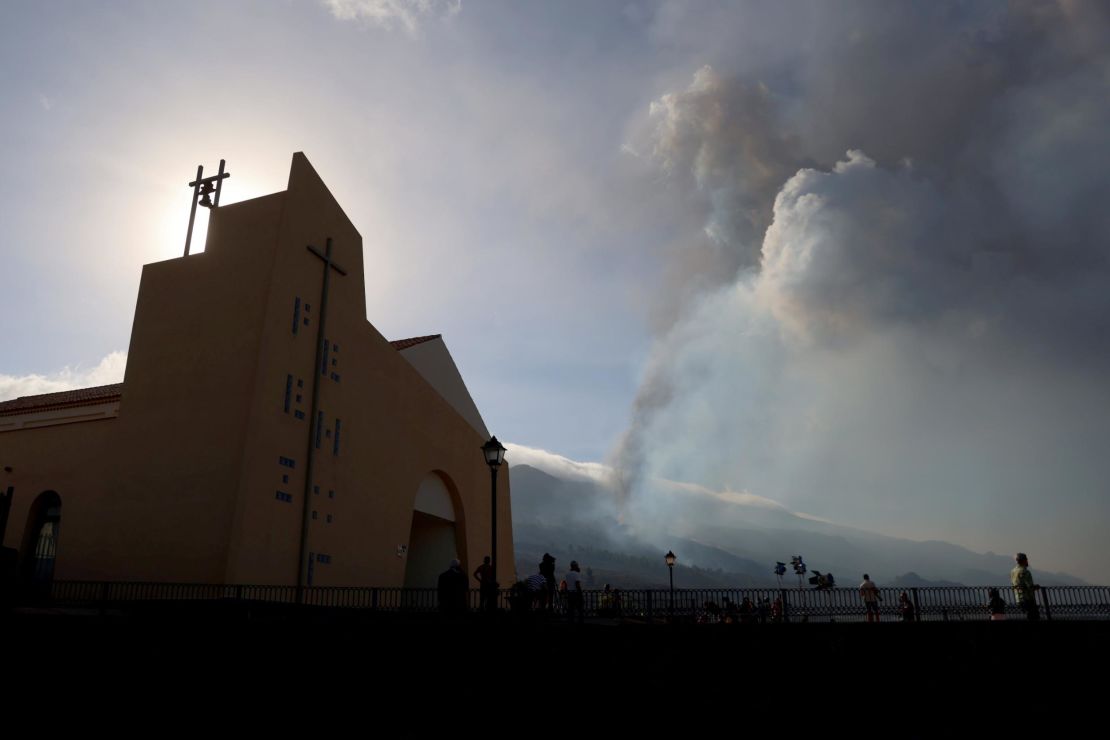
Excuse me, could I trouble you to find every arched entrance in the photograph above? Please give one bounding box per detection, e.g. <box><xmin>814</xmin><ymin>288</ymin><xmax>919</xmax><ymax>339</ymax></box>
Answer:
<box><xmin>403</xmin><ymin>472</ymin><xmax>464</xmax><ymax>589</ymax></box>
<box><xmin>21</xmin><ymin>491</ymin><xmax>61</xmax><ymax>587</ymax></box>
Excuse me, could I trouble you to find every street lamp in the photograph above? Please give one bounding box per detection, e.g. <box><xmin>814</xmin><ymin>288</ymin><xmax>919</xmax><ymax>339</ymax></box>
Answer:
<box><xmin>665</xmin><ymin>550</ymin><xmax>676</xmax><ymax>618</ymax></box>
<box><xmin>481</xmin><ymin>435</ymin><xmax>507</xmax><ymax>595</ymax></box>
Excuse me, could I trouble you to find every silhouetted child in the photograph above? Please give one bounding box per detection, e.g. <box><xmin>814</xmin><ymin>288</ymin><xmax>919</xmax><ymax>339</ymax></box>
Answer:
<box><xmin>898</xmin><ymin>591</ymin><xmax>915</xmax><ymax>622</ymax></box>
<box><xmin>988</xmin><ymin>587</ymin><xmax>1007</xmax><ymax>621</ymax></box>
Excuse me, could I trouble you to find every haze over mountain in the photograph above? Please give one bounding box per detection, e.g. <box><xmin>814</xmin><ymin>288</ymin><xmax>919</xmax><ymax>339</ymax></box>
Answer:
<box><xmin>508</xmin><ymin>445</ymin><xmax>1088</xmax><ymax>589</ymax></box>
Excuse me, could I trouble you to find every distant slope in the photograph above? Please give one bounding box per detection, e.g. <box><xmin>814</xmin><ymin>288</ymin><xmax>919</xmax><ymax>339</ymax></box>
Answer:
<box><xmin>509</xmin><ymin>463</ymin><xmax>1087</xmax><ymax>587</ymax></box>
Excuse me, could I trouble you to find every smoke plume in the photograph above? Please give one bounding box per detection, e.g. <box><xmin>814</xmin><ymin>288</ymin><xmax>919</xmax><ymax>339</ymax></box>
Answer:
<box><xmin>614</xmin><ymin>1</ymin><xmax>1110</xmax><ymax>580</ymax></box>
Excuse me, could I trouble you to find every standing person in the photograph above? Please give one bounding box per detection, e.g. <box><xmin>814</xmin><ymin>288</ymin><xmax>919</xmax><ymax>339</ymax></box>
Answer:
<box><xmin>565</xmin><ymin>560</ymin><xmax>584</xmax><ymax>624</ymax></box>
<box><xmin>859</xmin><ymin>574</ymin><xmax>882</xmax><ymax>623</ymax></box>
<box><xmin>474</xmin><ymin>555</ymin><xmax>497</xmax><ymax>613</ymax></box>
<box><xmin>437</xmin><ymin>559</ymin><xmax>468</xmax><ymax>617</ymax></box>
<box><xmin>1011</xmin><ymin>552</ymin><xmax>1040</xmax><ymax>621</ymax></box>
<box><xmin>539</xmin><ymin>553</ymin><xmax>557</xmax><ymax>612</ymax></box>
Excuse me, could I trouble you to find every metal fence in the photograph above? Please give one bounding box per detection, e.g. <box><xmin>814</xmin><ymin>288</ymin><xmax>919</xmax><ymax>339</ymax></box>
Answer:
<box><xmin>21</xmin><ymin>581</ymin><xmax>1110</xmax><ymax>622</ymax></box>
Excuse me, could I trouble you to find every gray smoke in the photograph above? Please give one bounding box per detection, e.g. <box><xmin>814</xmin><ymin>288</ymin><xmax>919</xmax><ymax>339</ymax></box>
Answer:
<box><xmin>613</xmin><ymin>1</ymin><xmax>1110</xmax><ymax>580</ymax></box>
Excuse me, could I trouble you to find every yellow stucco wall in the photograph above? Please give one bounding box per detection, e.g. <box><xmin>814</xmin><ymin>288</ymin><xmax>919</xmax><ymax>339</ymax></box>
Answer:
<box><xmin>0</xmin><ymin>153</ymin><xmax>514</xmax><ymax>588</ymax></box>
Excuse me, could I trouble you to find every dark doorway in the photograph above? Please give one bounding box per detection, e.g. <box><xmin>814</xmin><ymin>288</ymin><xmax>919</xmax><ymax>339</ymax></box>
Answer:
<box><xmin>21</xmin><ymin>491</ymin><xmax>61</xmax><ymax>588</ymax></box>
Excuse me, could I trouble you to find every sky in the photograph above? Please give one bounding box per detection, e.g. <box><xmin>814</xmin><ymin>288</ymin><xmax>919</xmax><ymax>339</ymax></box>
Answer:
<box><xmin>2</xmin><ymin>1</ymin><xmax>1109</xmax><ymax>580</ymax></box>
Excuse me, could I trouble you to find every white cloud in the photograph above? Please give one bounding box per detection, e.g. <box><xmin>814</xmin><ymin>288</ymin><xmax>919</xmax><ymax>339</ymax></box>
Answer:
<box><xmin>506</xmin><ymin>441</ymin><xmax>825</xmax><ymax>520</ymax></box>
<box><xmin>505</xmin><ymin>442</ymin><xmax>612</xmax><ymax>484</ymax></box>
<box><xmin>322</xmin><ymin>0</ymin><xmax>461</xmax><ymax>33</ymax></box>
<box><xmin>0</xmin><ymin>351</ymin><xmax>126</xmax><ymax>402</ymax></box>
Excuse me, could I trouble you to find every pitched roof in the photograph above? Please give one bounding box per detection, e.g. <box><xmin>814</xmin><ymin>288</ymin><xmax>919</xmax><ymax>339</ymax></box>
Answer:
<box><xmin>389</xmin><ymin>335</ymin><xmax>441</xmax><ymax>351</ymax></box>
<box><xmin>0</xmin><ymin>383</ymin><xmax>124</xmax><ymax>417</ymax></box>
<box><xmin>0</xmin><ymin>336</ymin><xmax>441</xmax><ymax>417</ymax></box>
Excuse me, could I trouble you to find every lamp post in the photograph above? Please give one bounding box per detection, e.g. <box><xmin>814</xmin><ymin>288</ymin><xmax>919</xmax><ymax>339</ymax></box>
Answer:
<box><xmin>665</xmin><ymin>550</ymin><xmax>676</xmax><ymax>619</ymax></box>
<box><xmin>481</xmin><ymin>435</ymin><xmax>507</xmax><ymax>593</ymax></box>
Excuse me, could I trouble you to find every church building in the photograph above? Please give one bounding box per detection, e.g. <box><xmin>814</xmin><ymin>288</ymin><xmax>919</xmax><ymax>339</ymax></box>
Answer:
<box><xmin>0</xmin><ymin>153</ymin><xmax>514</xmax><ymax>590</ymax></box>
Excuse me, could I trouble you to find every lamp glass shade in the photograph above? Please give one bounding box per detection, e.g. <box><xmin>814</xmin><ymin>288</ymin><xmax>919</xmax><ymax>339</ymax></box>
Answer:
<box><xmin>665</xmin><ymin>550</ymin><xmax>676</xmax><ymax>567</ymax></box>
<box><xmin>482</xmin><ymin>436</ymin><xmax>507</xmax><ymax>468</ymax></box>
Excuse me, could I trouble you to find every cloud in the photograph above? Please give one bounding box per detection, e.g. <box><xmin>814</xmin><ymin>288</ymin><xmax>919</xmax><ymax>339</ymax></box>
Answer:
<box><xmin>507</xmin><ymin>442</ymin><xmax>816</xmax><ymax>520</ymax></box>
<box><xmin>612</xmin><ymin>1</ymin><xmax>1110</xmax><ymax>580</ymax></box>
<box><xmin>506</xmin><ymin>442</ymin><xmax>615</xmax><ymax>485</ymax></box>
<box><xmin>321</xmin><ymin>0</ymin><xmax>461</xmax><ymax>33</ymax></box>
<box><xmin>0</xmin><ymin>351</ymin><xmax>126</xmax><ymax>402</ymax></box>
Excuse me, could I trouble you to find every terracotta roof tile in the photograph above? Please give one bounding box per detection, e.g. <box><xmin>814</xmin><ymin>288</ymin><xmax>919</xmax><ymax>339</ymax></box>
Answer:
<box><xmin>389</xmin><ymin>335</ymin><xmax>441</xmax><ymax>351</ymax></box>
<box><xmin>0</xmin><ymin>383</ymin><xmax>124</xmax><ymax>416</ymax></box>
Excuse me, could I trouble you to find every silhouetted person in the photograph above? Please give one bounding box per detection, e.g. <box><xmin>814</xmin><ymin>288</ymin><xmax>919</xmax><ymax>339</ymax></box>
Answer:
<box><xmin>474</xmin><ymin>555</ymin><xmax>497</xmax><ymax>613</ymax></box>
<box><xmin>859</xmin><ymin>574</ymin><xmax>881</xmax><ymax>623</ymax></box>
<box><xmin>739</xmin><ymin>596</ymin><xmax>755</xmax><ymax>624</ymax></box>
<box><xmin>987</xmin><ymin>587</ymin><xmax>1007</xmax><ymax>621</ymax></box>
<box><xmin>723</xmin><ymin>596</ymin><xmax>739</xmax><ymax>624</ymax></box>
<box><xmin>539</xmin><ymin>553</ymin><xmax>556</xmax><ymax>611</ymax></box>
<box><xmin>437</xmin><ymin>559</ymin><xmax>468</xmax><ymax>616</ymax></box>
<box><xmin>1011</xmin><ymin>552</ymin><xmax>1040</xmax><ymax>621</ymax></box>
<box><xmin>521</xmin><ymin>572</ymin><xmax>548</xmax><ymax>611</ymax></box>
<box><xmin>898</xmin><ymin>591</ymin><xmax>916</xmax><ymax>622</ymax></box>
<box><xmin>565</xmin><ymin>560</ymin><xmax>584</xmax><ymax>624</ymax></box>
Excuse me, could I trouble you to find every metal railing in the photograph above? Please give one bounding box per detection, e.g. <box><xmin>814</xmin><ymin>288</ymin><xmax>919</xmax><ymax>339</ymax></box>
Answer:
<box><xmin>18</xmin><ymin>582</ymin><xmax>1110</xmax><ymax>621</ymax></box>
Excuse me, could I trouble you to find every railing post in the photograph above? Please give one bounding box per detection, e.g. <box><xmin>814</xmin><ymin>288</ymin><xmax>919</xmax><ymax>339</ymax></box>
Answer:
<box><xmin>1039</xmin><ymin>587</ymin><xmax>1052</xmax><ymax>621</ymax></box>
<box><xmin>780</xmin><ymin>589</ymin><xmax>789</xmax><ymax>623</ymax></box>
<box><xmin>371</xmin><ymin>587</ymin><xmax>379</xmax><ymax>611</ymax></box>
<box><xmin>646</xmin><ymin>590</ymin><xmax>653</xmax><ymax>624</ymax></box>
<box><xmin>911</xmin><ymin>588</ymin><xmax>921</xmax><ymax>622</ymax></box>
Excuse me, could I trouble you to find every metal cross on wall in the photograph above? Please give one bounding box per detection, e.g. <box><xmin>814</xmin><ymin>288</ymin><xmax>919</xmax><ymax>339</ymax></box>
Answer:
<box><xmin>183</xmin><ymin>159</ymin><xmax>231</xmax><ymax>257</ymax></box>
<box><xmin>297</xmin><ymin>237</ymin><xmax>348</xmax><ymax>592</ymax></box>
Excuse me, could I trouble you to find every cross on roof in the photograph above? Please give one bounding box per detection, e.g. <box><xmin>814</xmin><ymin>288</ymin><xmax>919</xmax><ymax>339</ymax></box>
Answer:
<box><xmin>183</xmin><ymin>159</ymin><xmax>231</xmax><ymax>257</ymax></box>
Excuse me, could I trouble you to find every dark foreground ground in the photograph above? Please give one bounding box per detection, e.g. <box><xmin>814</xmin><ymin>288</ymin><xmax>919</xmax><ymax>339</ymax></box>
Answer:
<box><xmin>5</xmin><ymin>607</ymin><xmax>1107</xmax><ymax>720</ymax></box>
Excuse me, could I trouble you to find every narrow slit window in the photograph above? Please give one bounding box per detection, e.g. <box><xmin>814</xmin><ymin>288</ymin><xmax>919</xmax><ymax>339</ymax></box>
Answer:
<box><xmin>292</xmin><ymin>297</ymin><xmax>301</xmax><ymax>335</ymax></box>
<box><xmin>315</xmin><ymin>411</ymin><xmax>324</xmax><ymax>449</ymax></box>
<box><xmin>333</xmin><ymin>419</ymin><xmax>341</xmax><ymax>456</ymax></box>
<box><xmin>284</xmin><ymin>374</ymin><xmax>293</xmax><ymax>413</ymax></box>
<box><xmin>321</xmin><ymin>338</ymin><xmax>330</xmax><ymax>375</ymax></box>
